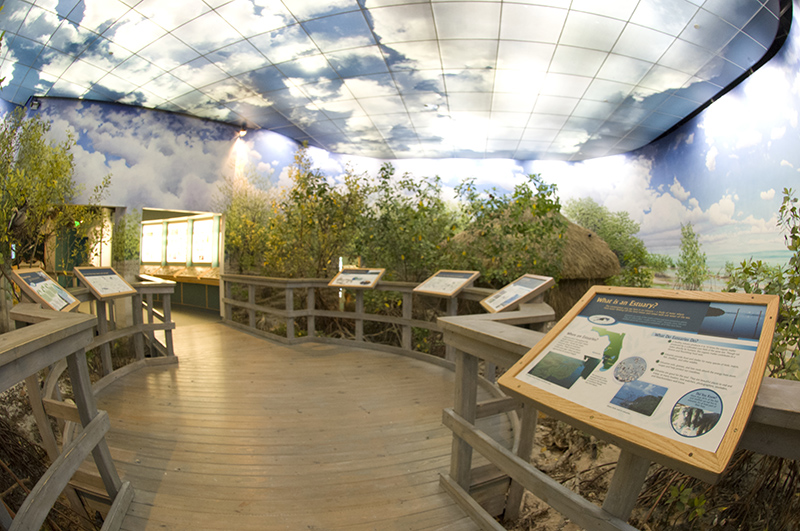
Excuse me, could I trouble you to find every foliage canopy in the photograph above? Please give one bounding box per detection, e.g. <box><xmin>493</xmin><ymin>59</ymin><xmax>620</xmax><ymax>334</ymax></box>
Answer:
<box><xmin>0</xmin><ymin>107</ymin><xmax>110</xmax><ymax>273</ymax></box>
<box><xmin>725</xmin><ymin>188</ymin><xmax>800</xmax><ymax>380</ymax></box>
<box><xmin>675</xmin><ymin>223</ymin><xmax>709</xmax><ymax>290</ymax></box>
<box><xmin>563</xmin><ymin>197</ymin><xmax>664</xmax><ymax>287</ymax></box>
<box><xmin>449</xmin><ymin>174</ymin><xmax>567</xmax><ymax>287</ymax></box>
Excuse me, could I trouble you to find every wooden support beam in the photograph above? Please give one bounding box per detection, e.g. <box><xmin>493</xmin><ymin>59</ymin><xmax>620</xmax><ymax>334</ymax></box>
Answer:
<box><xmin>439</xmin><ymin>473</ymin><xmax>506</xmax><ymax>531</ymax></box>
<box><xmin>355</xmin><ymin>291</ymin><xmax>364</xmax><ymax>342</ymax></box>
<box><xmin>475</xmin><ymin>397</ymin><xmax>521</xmax><ymax>419</ymax></box>
<box><xmin>504</xmin><ymin>402</ymin><xmax>538</xmax><ymax>521</ymax></box>
<box><xmin>602</xmin><ymin>450</ymin><xmax>651</xmax><ymax>521</ymax></box>
<box><xmin>307</xmin><ymin>287</ymin><xmax>315</xmax><ymax>338</ymax></box>
<box><xmin>131</xmin><ymin>293</ymin><xmax>145</xmax><ymax>361</ymax></box>
<box><xmin>100</xmin><ymin>480</ymin><xmax>134</xmax><ymax>531</ymax></box>
<box><xmin>443</xmin><ymin>408</ymin><xmax>638</xmax><ymax>531</ymax></box>
<box><xmin>10</xmin><ymin>412</ymin><xmax>110</xmax><ymax>531</ymax></box>
<box><xmin>96</xmin><ymin>300</ymin><xmax>113</xmax><ymax>376</ymax></box>
<box><xmin>42</xmin><ymin>398</ymin><xmax>81</xmax><ymax>424</ymax></box>
<box><xmin>450</xmin><ymin>350</ymin><xmax>478</xmax><ymax>489</ymax></box>
<box><xmin>66</xmin><ymin>350</ymin><xmax>122</xmax><ymax>499</ymax></box>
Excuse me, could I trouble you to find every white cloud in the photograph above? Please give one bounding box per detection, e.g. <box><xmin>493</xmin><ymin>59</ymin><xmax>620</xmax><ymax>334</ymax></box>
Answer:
<box><xmin>669</xmin><ymin>177</ymin><xmax>690</xmax><ymax>201</ymax></box>
<box><xmin>705</xmin><ymin>146</ymin><xmax>717</xmax><ymax>171</ymax></box>
<box><xmin>736</xmin><ymin>129</ymin><xmax>762</xmax><ymax>150</ymax></box>
<box><xmin>41</xmin><ymin>102</ymin><xmax>234</xmax><ymax>211</ymax></box>
<box><xmin>761</xmin><ymin>188</ymin><xmax>776</xmax><ymax>200</ymax></box>
<box><xmin>706</xmin><ymin>194</ymin><xmax>736</xmax><ymax>226</ymax></box>
<box><xmin>772</xmin><ymin>126</ymin><xmax>786</xmax><ymax>140</ymax></box>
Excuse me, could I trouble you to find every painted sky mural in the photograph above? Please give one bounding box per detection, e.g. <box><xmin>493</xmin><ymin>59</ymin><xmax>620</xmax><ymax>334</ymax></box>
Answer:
<box><xmin>8</xmin><ymin>3</ymin><xmax>800</xmax><ymax>271</ymax></box>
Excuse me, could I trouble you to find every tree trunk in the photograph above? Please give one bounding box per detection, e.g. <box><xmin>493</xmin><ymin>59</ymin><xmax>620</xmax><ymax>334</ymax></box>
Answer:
<box><xmin>0</xmin><ymin>269</ymin><xmax>13</xmax><ymax>333</ymax></box>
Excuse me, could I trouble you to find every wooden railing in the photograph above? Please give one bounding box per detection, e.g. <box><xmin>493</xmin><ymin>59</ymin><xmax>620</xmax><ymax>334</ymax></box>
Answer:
<box><xmin>0</xmin><ymin>307</ymin><xmax>132</xmax><ymax>531</ymax></box>
<box><xmin>221</xmin><ymin>274</ymin><xmax>497</xmax><ymax>365</ymax></box>
<box><xmin>4</xmin><ymin>276</ymin><xmax>178</xmax><ymax>530</ymax></box>
<box><xmin>438</xmin><ymin>308</ymin><xmax>800</xmax><ymax>531</ymax></box>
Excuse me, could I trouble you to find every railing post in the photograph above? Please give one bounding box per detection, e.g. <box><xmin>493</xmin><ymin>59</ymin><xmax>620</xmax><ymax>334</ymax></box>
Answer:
<box><xmin>163</xmin><ymin>292</ymin><xmax>175</xmax><ymax>357</ymax></box>
<box><xmin>285</xmin><ymin>286</ymin><xmax>295</xmax><ymax>339</ymax></box>
<box><xmin>445</xmin><ymin>297</ymin><xmax>458</xmax><ymax>362</ymax></box>
<box><xmin>402</xmin><ymin>291</ymin><xmax>412</xmax><ymax>351</ymax></box>
<box><xmin>504</xmin><ymin>402</ymin><xmax>538</xmax><ymax>520</ymax></box>
<box><xmin>355</xmin><ymin>290</ymin><xmax>364</xmax><ymax>342</ymax></box>
<box><xmin>66</xmin><ymin>348</ymin><xmax>122</xmax><ymax>498</ymax></box>
<box><xmin>450</xmin><ymin>349</ymin><xmax>478</xmax><ymax>489</ymax></box>
<box><xmin>1</xmin><ymin>501</ymin><xmax>12</xmax><ymax>530</ymax></box>
<box><xmin>224</xmin><ymin>278</ymin><xmax>232</xmax><ymax>321</ymax></box>
<box><xmin>96</xmin><ymin>300</ymin><xmax>113</xmax><ymax>375</ymax></box>
<box><xmin>307</xmin><ymin>287</ymin><xmax>315</xmax><ymax>338</ymax></box>
<box><xmin>132</xmin><ymin>292</ymin><xmax>145</xmax><ymax>361</ymax></box>
<box><xmin>248</xmin><ymin>284</ymin><xmax>256</xmax><ymax>329</ymax></box>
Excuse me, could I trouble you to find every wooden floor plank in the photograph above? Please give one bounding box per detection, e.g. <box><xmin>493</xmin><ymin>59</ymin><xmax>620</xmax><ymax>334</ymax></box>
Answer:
<box><xmin>95</xmin><ymin>322</ymin><xmax>513</xmax><ymax>530</ymax></box>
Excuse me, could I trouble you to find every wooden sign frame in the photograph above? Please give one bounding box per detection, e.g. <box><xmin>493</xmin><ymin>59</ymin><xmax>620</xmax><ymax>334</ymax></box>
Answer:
<box><xmin>498</xmin><ymin>285</ymin><xmax>779</xmax><ymax>483</ymax></box>
<box><xmin>9</xmin><ymin>268</ymin><xmax>80</xmax><ymax>312</ymax></box>
<box><xmin>480</xmin><ymin>274</ymin><xmax>554</xmax><ymax>313</ymax></box>
<box><xmin>328</xmin><ymin>268</ymin><xmax>385</xmax><ymax>289</ymax></box>
<box><xmin>74</xmin><ymin>266</ymin><xmax>137</xmax><ymax>300</ymax></box>
<box><xmin>413</xmin><ymin>270</ymin><xmax>480</xmax><ymax>297</ymax></box>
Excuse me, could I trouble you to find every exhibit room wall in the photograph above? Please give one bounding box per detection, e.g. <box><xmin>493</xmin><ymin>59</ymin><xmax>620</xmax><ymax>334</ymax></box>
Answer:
<box><xmin>4</xmin><ymin>4</ymin><xmax>800</xmax><ymax>269</ymax></box>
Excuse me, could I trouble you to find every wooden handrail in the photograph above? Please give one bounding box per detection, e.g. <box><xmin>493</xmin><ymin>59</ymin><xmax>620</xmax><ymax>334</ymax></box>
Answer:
<box><xmin>5</xmin><ymin>276</ymin><xmax>178</xmax><ymax>530</ymax></box>
<box><xmin>219</xmin><ymin>274</ymin><xmax>496</xmax><ymax>365</ymax></box>
<box><xmin>1</xmin><ymin>307</ymin><xmax>132</xmax><ymax>531</ymax></box>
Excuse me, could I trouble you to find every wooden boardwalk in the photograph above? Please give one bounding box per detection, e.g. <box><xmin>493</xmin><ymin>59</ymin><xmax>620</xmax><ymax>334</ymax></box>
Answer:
<box><xmin>93</xmin><ymin>321</ymin><xmax>513</xmax><ymax>530</ymax></box>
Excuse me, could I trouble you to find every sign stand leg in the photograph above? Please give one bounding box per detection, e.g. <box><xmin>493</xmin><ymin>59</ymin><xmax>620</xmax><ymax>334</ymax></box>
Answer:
<box><xmin>602</xmin><ymin>449</ymin><xmax>651</xmax><ymax>521</ymax></box>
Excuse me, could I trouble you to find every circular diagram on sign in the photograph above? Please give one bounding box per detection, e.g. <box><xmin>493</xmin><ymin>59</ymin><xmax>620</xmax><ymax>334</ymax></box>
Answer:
<box><xmin>671</xmin><ymin>389</ymin><xmax>723</xmax><ymax>438</ymax></box>
<box><xmin>613</xmin><ymin>356</ymin><xmax>647</xmax><ymax>382</ymax></box>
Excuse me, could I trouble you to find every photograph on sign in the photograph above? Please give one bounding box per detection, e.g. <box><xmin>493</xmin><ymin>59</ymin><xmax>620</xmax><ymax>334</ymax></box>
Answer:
<box><xmin>498</xmin><ymin>286</ymin><xmax>778</xmax><ymax>481</ymax></box>
<box><xmin>413</xmin><ymin>270</ymin><xmax>479</xmax><ymax>297</ymax></box>
<box><xmin>10</xmin><ymin>268</ymin><xmax>79</xmax><ymax>311</ymax></box>
<box><xmin>328</xmin><ymin>268</ymin><xmax>385</xmax><ymax>289</ymax></box>
<box><xmin>74</xmin><ymin>267</ymin><xmax>137</xmax><ymax>300</ymax></box>
<box><xmin>480</xmin><ymin>274</ymin><xmax>554</xmax><ymax>313</ymax></box>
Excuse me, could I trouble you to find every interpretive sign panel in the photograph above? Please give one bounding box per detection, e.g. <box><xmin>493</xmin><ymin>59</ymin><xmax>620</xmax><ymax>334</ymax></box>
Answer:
<box><xmin>10</xmin><ymin>268</ymin><xmax>79</xmax><ymax>311</ymax></box>
<box><xmin>498</xmin><ymin>286</ymin><xmax>778</xmax><ymax>482</ymax></box>
<box><xmin>413</xmin><ymin>270</ymin><xmax>480</xmax><ymax>297</ymax></box>
<box><xmin>328</xmin><ymin>268</ymin><xmax>385</xmax><ymax>289</ymax></box>
<box><xmin>480</xmin><ymin>274</ymin><xmax>554</xmax><ymax>313</ymax></box>
<box><xmin>141</xmin><ymin>223</ymin><xmax>162</xmax><ymax>263</ymax></box>
<box><xmin>74</xmin><ymin>267</ymin><xmax>137</xmax><ymax>300</ymax></box>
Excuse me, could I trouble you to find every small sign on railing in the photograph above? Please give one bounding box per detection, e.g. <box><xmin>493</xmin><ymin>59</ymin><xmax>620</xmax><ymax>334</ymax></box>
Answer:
<box><xmin>9</xmin><ymin>268</ymin><xmax>80</xmax><ymax>311</ymax></box>
<box><xmin>413</xmin><ymin>270</ymin><xmax>480</xmax><ymax>297</ymax></box>
<box><xmin>498</xmin><ymin>286</ymin><xmax>779</xmax><ymax>483</ymax></box>
<box><xmin>74</xmin><ymin>266</ymin><xmax>137</xmax><ymax>300</ymax></box>
<box><xmin>328</xmin><ymin>268</ymin><xmax>385</xmax><ymax>289</ymax></box>
<box><xmin>480</xmin><ymin>274</ymin><xmax>554</xmax><ymax>313</ymax></box>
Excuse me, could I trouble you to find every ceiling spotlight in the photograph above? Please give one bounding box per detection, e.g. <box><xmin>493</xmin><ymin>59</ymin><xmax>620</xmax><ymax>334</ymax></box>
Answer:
<box><xmin>29</xmin><ymin>98</ymin><xmax>40</xmax><ymax>110</ymax></box>
<box><xmin>238</xmin><ymin>128</ymin><xmax>247</xmax><ymax>137</ymax></box>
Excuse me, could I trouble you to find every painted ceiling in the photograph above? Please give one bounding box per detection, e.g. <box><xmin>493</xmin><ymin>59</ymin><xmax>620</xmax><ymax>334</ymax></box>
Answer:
<box><xmin>0</xmin><ymin>0</ymin><xmax>790</xmax><ymax>160</ymax></box>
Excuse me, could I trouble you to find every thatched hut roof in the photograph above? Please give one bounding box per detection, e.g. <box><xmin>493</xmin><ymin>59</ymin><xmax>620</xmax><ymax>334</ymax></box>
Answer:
<box><xmin>560</xmin><ymin>220</ymin><xmax>620</xmax><ymax>280</ymax></box>
<box><xmin>451</xmin><ymin>214</ymin><xmax>620</xmax><ymax>281</ymax></box>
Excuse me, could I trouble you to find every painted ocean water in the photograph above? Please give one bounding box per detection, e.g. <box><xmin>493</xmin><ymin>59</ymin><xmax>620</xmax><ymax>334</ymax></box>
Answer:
<box><xmin>705</xmin><ymin>249</ymin><xmax>794</xmax><ymax>272</ymax></box>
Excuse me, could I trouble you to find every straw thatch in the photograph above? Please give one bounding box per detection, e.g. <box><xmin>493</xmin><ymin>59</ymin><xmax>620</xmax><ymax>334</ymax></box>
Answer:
<box><xmin>546</xmin><ymin>220</ymin><xmax>620</xmax><ymax>318</ymax></box>
<box><xmin>451</xmin><ymin>214</ymin><xmax>620</xmax><ymax>318</ymax></box>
